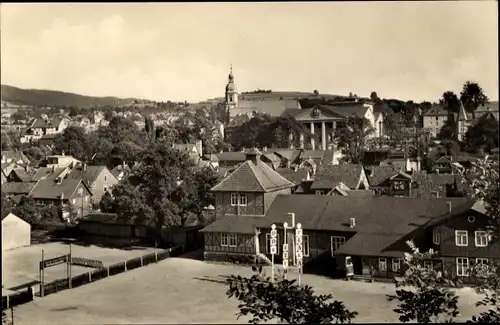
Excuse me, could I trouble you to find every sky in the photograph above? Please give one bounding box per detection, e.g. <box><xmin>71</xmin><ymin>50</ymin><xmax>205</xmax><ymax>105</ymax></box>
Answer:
<box><xmin>1</xmin><ymin>2</ymin><xmax>498</xmax><ymax>103</ymax></box>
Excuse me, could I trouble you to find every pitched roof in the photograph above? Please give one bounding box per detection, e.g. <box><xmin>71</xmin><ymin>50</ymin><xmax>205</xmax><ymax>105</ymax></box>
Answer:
<box><xmin>368</xmin><ymin>165</ymin><xmax>399</xmax><ymax>187</ymax></box>
<box><xmin>319</xmin><ymin>103</ymin><xmax>369</xmax><ymax>119</ymax></box>
<box><xmin>294</xmin><ymin>180</ymin><xmax>313</xmax><ymax>194</ymax></box>
<box><xmin>261</xmin><ymin>152</ymin><xmax>282</xmax><ymax>163</ymax></box>
<box><xmin>275</xmin><ymin>168</ymin><xmax>309</xmax><ymax>185</ymax></box>
<box><xmin>31</xmin><ymin>117</ymin><xmax>63</xmax><ymax>129</ymax></box>
<box><xmin>216</xmin><ymin>152</ymin><xmax>248</xmax><ymax>162</ymax></box>
<box><xmin>423</xmin><ymin>105</ymin><xmax>448</xmax><ymax>116</ymax></box>
<box><xmin>211</xmin><ymin>159</ymin><xmax>294</xmax><ymax>192</ymax></box>
<box><xmin>237</xmin><ymin>99</ymin><xmax>301</xmax><ymax>117</ymax></box>
<box><xmin>457</xmin><ymin>102</ymin><xmax>469</xmax><ymax>121</ymax></box>
<box><xmin>311</xmin><ymin>164</ymin><xmax>364</xmax><ymax>190</ymax></box>
<box><xmin>335</xmin><ymin>233</ymin><xmax>405</xmax><ymax>257</ymax></box>
<box><xmin>31</xmin><ymin>167</ymin><xmax>69</xmax><ymax>181</ymax></box>
<box><xmin>66</xmin><ymin>165</ymin><xmax>108</xmax><ymax>185</ymax></box>
<box><xmin>30</xmin><ymin>179</ymin><xmax>87</xmax><ymax>200</ymax></box>
<box><xmin>273</xmin><ymin>149</ymin><xmax>303</xmax><ymax>163</ymax></box>
<box><xmin>1</xmin><ymin>150</ymin><xmax>30</xmax><ymax>164</ymax></box>
<box><xmin>346</xmin><ymin>189</ymin><xmax>375</xmax><ymax>197</ymax></box>
<box><xmin>1</xmin><ymin>182</ymin><xmax>37</xmax><ymax>195</ymax></box>
<box><xmin>200</xmin><ymin>215</ymin><xmax>262</xmax><ymax>234</ymax></box>
<box><xmin>262</xmin><ymin>195</ymin><xmax>471</xmax><ymax>234</ymax></box>
<box><xmin>11</xmin><ymin>168</ymin><xmax>37</xmax><ymax>182</ymax></box>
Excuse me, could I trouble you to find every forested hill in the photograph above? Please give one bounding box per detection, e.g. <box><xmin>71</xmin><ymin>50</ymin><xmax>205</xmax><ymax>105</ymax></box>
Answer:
<box><xmin>1</xmin><ymin>84</ymin><xmax>143</xmax><ymax>108</ymax></box>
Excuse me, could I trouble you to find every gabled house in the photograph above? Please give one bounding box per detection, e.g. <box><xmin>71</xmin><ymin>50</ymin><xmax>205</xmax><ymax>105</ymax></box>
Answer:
<box><xmin>423</xmin><ymin>200</ymin><xmax>500</xmax><ymax>279</ymax></box>
<box><xmin>42</xmin><ymin>154</ymin><xmax>81</xmax><ymax>169</ymax></box>
<box><xmin>29</xmin><ymin>178</ymin><xmax>93</xmax><ymax>218</ymax></box>
<box><xmin>24</xmin><ymin>117</ymin><xmax>69</xmax><ymax>142</ymax></box>
<box><xmin>31</xmin><ymin>166</ymin><xmax>71</xmax><ymax>182</ymax></box>
<box><xmin>215</xmin><ymin>151</ymin><xmax>248</xmax><ymax>168</ymax></box>
<box><xmin>310</xmin><ymin>164</ymin><xmax>369</xmax><ymax>195</ymax></box>
<box><xmin>260</xmin><ymin>151</ymin><xmax>282</xmax><ymax>170</ymax></box>
<box><xmin>432</xmin><ymin>156</ymin><xmax>454</xmax><ymax>174</ymax></box>
<box><xmin>200</xmin><ymin>148</ymin><xmax>295</xmax><ymax>263</ymax></box>
<box><xmin>273</xmin><ymin>149</ymin><xmax>303</xmax><ymax>168</ymax></box>
<box><xmin>66</xmin><ymin>164</ymin><xmax>119</xmax><ymax>205</ymax></box>
<box><xmin>1</xmin><ymin>182</ymin><xmax>38</xmax><ymax>202</ymax></box>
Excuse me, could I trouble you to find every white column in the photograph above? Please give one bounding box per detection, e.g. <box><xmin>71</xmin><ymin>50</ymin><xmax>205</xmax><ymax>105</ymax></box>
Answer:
<box><xmin>321</xmin><ymin>122</ymin><xmax>326</xmax><ymax>150</ymax></box>
<box><xmin>299</xmin><ymin>133</ymin><xmax>305</xmax><ymax>149</ymax></box>
<box><xmin>310</xmin><ymin>122</ymin><xmax>315</xmax><ymax>150</ymax></box>
<box><xmin>288</xmin><ymin>132</ymin><xmax>294</xmax><ymax>149</ymax></box>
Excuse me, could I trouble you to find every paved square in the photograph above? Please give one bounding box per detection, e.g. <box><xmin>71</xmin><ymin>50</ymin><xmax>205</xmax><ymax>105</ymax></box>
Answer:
<box><xmin>10</xmin><ymin>257</ymin><xmax>488</xmax><ymax>324</ymax></box>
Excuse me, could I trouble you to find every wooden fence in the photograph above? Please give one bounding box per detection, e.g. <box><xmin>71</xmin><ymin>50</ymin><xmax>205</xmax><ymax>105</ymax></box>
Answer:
<box><xmin>40</xmin><ymin>246</ymin><xmax>181</xmax><ymax>298</ymax></box>
<box><xmin>2</xmin><ymin>288</ymin><xmax>33</xmax><ymax>310</ymax></box>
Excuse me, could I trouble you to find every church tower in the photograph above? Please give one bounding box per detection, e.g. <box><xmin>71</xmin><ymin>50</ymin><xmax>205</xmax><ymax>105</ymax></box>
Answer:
<box><xmin>225</xmin><ymin>65</ymin><xmax>238</xmax><ymax>123</ymax></box>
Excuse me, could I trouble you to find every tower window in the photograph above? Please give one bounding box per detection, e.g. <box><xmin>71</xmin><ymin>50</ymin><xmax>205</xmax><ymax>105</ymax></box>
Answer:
<box><xmin>229</xmin><ymin>96</ymin><xmax>233</xmax><ymax>103</ymax></box>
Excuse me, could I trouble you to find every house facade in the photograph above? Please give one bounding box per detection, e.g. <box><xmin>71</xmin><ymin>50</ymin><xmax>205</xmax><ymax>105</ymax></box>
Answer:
<box><xmin>310</xmin><ymin>164</ymin><xmax>370</xmax><ymax>195</ymax></box>
<box><xmin>201</xmin><ymin>148</ymin><xmax>295</xmax><ymax>263</ymax></box>
<box><xmin>67</xmin><ymin>164</ymin><xmax>119</xmax><ymax>206</ymax></box>
<box><xmin>423</xmin><ymin>106</ymin><xmax>449</xmax><ymax>138</ymax></box>
<box><xmin>2</xmin><ymin>212</ymin><xmax>31</xmax><ymax>251</ymax></box>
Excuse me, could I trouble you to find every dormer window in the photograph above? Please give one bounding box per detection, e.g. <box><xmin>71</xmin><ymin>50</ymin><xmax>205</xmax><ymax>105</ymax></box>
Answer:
<box><xmin>393</xmin><ymin>180</ymin><xmax>406</xmax><ymax>190</ymax></box>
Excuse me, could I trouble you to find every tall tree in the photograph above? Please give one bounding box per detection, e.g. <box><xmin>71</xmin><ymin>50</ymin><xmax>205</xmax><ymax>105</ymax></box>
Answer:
<box><xmin>53</xmin><ymin>126</ymin><xmax>94</xmax><ymax>162</ymax></box>
<box><xmin>334</xmin><ymin>117</ymin><xmax>375</xmax><ymax>164</ymax></box>
<box><xmin>226</xmin><ymin>267</ymin><xmax>358</xmax><ymax>324</ymax></box>
<box><xmin>463</xmin><ymin>116</ymin><xmax>499</xmax><ymax>154</ymax></box>
<box><xmin>439</xmin><ymin>91</ymin><xmax>461</xmax><ymax>113</ymax></box>
<box><xmin>460</xmin><ymin>81</ymin><xmax>488</xmax><ymax>119</ymax></box>
<box><xmin>437</xmin><ymin>117</ymin><xmax>457</xmax><ymax>141</ymax></box>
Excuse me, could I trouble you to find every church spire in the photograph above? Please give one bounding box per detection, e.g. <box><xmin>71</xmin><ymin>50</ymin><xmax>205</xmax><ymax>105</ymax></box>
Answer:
<box><xmin>228</xmin><ymin>64</ymin><xmax>234</xmax><ymax>81</ymax></box>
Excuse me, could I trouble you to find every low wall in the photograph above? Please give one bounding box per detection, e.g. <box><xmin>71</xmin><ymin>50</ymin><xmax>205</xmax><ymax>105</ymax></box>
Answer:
<box><xmin>39</xmin><ymin>246</ymin><xmax>182</xmax><ymax>298</ymax></box>
<box><xmin>2</xmin><ymin>288</ymin><xmax>33</xmax><ymax>310</ymax></box>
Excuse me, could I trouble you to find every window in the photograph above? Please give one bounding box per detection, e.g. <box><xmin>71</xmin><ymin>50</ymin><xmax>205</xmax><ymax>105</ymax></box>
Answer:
<box><xmin>303</xmin><ymin>235</ymin><xmax>310</xmax><ymax>257</ymax></box>
<box><xmin>230</xmin><ymin>193</ymin><xmax>238</xmax><ymax>206</ymax></box>
<box><xmin>475</xmin><ymin>231</ymin><xmax>489</xmax><ymax>247</ymax></box>
<box><xmin>104</xmin><ymin>176</ymin><xmax>107</xmax><ymax>181</ymax></box>
<box><xmin>84</xmin><ymin>195</ymin><xmax>88</xmax><ymax>202</ymax></box>
<box><xmin>392</xmin><ymin>258</ymin><xmax>401</xmax><ymax>272</ymax></box>
<box><xmin>228</xmin><ymin>234</ymin><xmax>237</xmax><ymax>247</ymax></box>
<box><xmin>379</xmin><ymin>258</ymin><xmax>387</xmax><ymax>271</ymax></box>
<box><xmin>455</xmin><ymin>230</ymin><xmax>468</xmax><ymax>246</ymax></box>
<box><xmin>432</xmin><ymin>229</ymin><xmax>440</xmax><ymax>245</ymax></box>
<box><xmin>456</xmin><ymin>257</ymin><xmax>469</xmax><ymax>277</ymax></box>
<box><xmin>103</xmin><ymin>186</ymin><xmax>108</xmax><ymax>192</ymax></box>
<box><xmin>330</xmin><ymin>236</ymin><xmax>346</xmax><ymax>256</ymax></box>
<box><xmin>316</xmin><ymin>190</ymin><xmax>325</xmax><ymax>195</ymax></box>
<box><xmin>393</xmin><ymin>181</ymin><xmax>405</xmax><ymax>190</ymax></box>
<box><xmin>230</xmin><ymin>193</ymin><xmax>247</xmax><ymax>206</ymax></box>
<box><xmin>475</xmin><ymin>258</ymin><xmax>489</xmax><ymax>275</ymax></box>
<box><xmin>221</xmin><ymin>233</ymin><xmax>229</xmax><ymax>246</ymax></box>
<box><xmin>265</xmin><ymin>233</ymin><xmax>280</xmax><ymax>254</ymax></box>
<box><xmin>238</xmin><ymin>193</ymin><xmax>247</xmax><ymax>207</ymax></box>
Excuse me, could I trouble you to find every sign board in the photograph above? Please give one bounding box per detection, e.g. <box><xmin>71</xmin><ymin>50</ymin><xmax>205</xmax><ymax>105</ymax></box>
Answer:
<box><xmin>282</xmin><ymin>259</ymin><xmax>288</xmax><ymax>269</ymax></box>
<box><xmin>296</xmin><ymin>235</ymin><xmax>302</xmax><ymax>245</ymax></box>
<box><xmin>270</xmin><ymin>229</ymin><xmax>277</xmax><ymax>239</ymax></box>
<box><xmin>283</xmin><ymin>250</ymin><xmax>288</xmax><ymax>260</ymax></box>
<box><xmin>270</xmin><ymin>246</ymin><xmax>277</xmax><ymax>255</ymax></box>
<box><xmin>283</xmin><ymin>244</ymin><xmax>288</xmax><ymax>252</ymax></box>
<box><xmin>296</xmin><ymin>242</ymin><xmax>303</xmax><ymax>253</ymax></box>
<box><xmin>40</xmin><ymin>255</ymin><xmax>69</xmax><ymax>270</ymax></box>
<box><xmin>296</xmin><ymin>251</ymin><xmax>303</xmax><ymax>261</ymax></box>
<box><xmin>295</xmin><ymin>228</ymin><xmax>303</xmax><ymax>238</ymax></box>
<box><xmin>270</xmin><ymin>237</ymin><xmax>277</xmax><ymax>247</ymax></box>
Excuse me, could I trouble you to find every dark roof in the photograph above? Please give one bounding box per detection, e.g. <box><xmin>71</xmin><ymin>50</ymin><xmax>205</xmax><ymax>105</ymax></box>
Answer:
<box><xmin>319</xmin><ymin>103</ymin><xmax>369</xmax><ymax>119</ymax></box>
<box><xmin>346</xmin><ymin>190</ymin><xmax>375</xmax><ymax>197</ymax></box>
<box><xmin>66</xmin><ymin>165</ymin><xmax>108</xmax><ymax>184</ymax></box>
<box><xmin>294</xmin><ymin>180</ymin><xmax>313</xmax><ymax>194</ymax></box>
<box><xmin>11</xmin><ymin>168</ymin><xmax>37</xmax><ymax>182</ymax></box>
<box><xmin>368</xmin><ymin>165</ymin><xmax>399</xmax><ymax>187</ymax></box>
<box><xmin>261</xmin><ymin>152</ymin><xmax>282</xmax><ymax>163</ymax></box>
<box><xmin>79</xmin><ymin>212</ymin><xmax>139</xmax><ymax>225</ymax></box>
<box><xmin>311</xmin><ymin>164</ymin><xmax>364</xmax><ymax>190</ymax></box>
<box><xmin>31</xmin><ymin>118</ymin><xmax>63</xmax><ymax>129</ymax></box>
<box><xmin>30</xmin><ymin>179</ymin><xmax>88</xmax><ymax>200</ymax></box>
<box><xmin>227</xmin><ymin>115</ymin><xmax>250</xmax><ymax>128</ymax></box>
<box><xmin>1</xmin><ymin>182</ymin><xmax>37</xmax><ymax>195</ymax></box>
<box><xmin>1</xmin><ymin>151</ymin><xmax>30</xmax><ymax>164</ymax></box>
<box><xmin>273</xmin><ymin>149</ymin><xmax>303</xmax><ymax>163</ymax></box>
<box><xmin>281</xmin><ymin>108</ymin><xmax>303</xmax><ymax>117</ymax></box>
<box><xmin>216</xmin><ymin>152</ymin><xmax>247</xmax><ymax>162</ymax></box>
<box><xmin>262</xmin><ymin>195</ymin><xmax>471</xmax><ymax>233</ymax></box>
<box><xmin>275</xmin><ymin>168</ymin><xmax>309</xmax><ymax>185</ymax></box>
<box><xmin>423</xmin><ymin>105</ymin><xmax>448</xmax><ymax>116</ymax></box>
<box><xmin>211</xmin><ymin>159</ymin><xmax>294</xmax><ymax>192</ymax></box>
<box><xmin>320</xmin><ymin>150</ymin><xmax>336</xmax><ymax>165</ymax></box>
<box><xmin>200</xmin><ymin>215</ymin><xmax>262</xmax><ymax>234</ymax></box>
<box><xmin>31</xmin><ymin>167</ymin><xmax>68</xmax><ymax>181</ymax></box>
<box><xmin>335</xmin><ymin>233</ymin><xmax>405</xmax><ymax>257</ymax></box>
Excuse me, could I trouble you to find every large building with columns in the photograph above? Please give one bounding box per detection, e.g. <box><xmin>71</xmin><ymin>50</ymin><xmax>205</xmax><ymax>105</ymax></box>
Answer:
<box><xmin>224</xmin><ymin>66</ymin><xmax>384</xmax><ymax>150</ymax></box>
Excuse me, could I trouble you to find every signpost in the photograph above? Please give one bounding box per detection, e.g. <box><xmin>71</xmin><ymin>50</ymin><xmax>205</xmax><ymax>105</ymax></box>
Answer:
<box><xmin>39</xmin><ymin>244</ymin><xmax>73</xmax><ymax>297</ymax></box>
<box><xmin>283</xmin><ymin>222</ymin><xmax>289</xmax><ymax>279</ymax></box>
<box><xmin>270</xmin><ymin>224</ymin><xmax>277</xmax><ymax>283</ymax></box>
<box><xmin>295</xmin><ymin>223</ymin><xmax>303</xmax><ymax>286</ymax></box>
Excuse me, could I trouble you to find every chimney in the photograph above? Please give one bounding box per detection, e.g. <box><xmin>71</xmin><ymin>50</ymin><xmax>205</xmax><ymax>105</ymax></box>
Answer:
<box><xmin>349</xmin><ymin>217</ymin><xmax>356</xmax><ymax>228</ymax></box>
<box><xmin>245</xmin><ymin>148</ymin><xmax>262</xmax><ymax>165</ymax></box>
<box><xmin>61</xmin><ymin>151</ymin><xmax>65</xmax><ymax>156</ymax></box>
<box><xmin>195</xmin><ymin>139</ymin><xmax>203</xmax><ymax>157</ymax></box>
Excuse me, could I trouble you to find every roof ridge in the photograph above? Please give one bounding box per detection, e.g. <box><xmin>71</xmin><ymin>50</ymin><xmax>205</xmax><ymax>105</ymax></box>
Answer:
<box><xmin>256</xmin><ymin>162</ymin><xmax>294</xmax><ymax>190</ymax></box>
